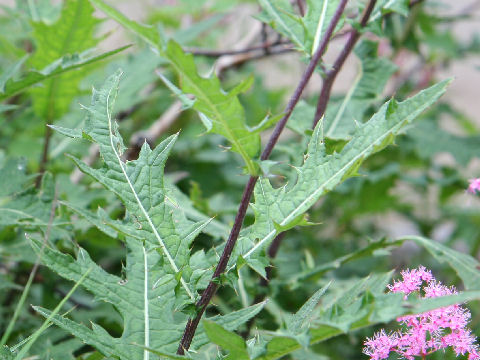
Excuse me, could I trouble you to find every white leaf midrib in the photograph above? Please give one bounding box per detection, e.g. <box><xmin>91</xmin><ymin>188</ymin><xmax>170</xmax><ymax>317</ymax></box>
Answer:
<box><xmin>370</xmin><ymin>0</ymin><xmax>396</xmax><ymax>22</ymax></box>
<box><xmin>326</xmin><ymin>64</ymin><xmax>363</xmax><ymax>137</ymax></box>
<box><xmin>311</xmin><ymin>0</ymin><xmax>329</xmax><ymax>55</ymax></box>
<box><xmin>243</xmin><ymin>112</ymin><xmax>399</xmax><ymax>260</ymax></box>
<box><xmin>104</xmin><ymin>77</ymin><xmax>194</xmax><ymax>301</ymax></box>
<box><xmin>143</xmin><ymin>246</ymin><xmax>150</xmax><ymax>360</ymax></box>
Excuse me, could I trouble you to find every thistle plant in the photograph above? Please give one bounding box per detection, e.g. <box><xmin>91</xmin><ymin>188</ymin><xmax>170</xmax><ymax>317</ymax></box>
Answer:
<box><xmin>0</xmin><ymin>1</ymin><xmax>479</xmax><ymax>359</ymax></box>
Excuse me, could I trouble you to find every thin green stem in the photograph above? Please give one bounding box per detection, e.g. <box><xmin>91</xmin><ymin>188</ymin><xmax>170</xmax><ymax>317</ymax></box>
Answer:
<box><xmin>0</xmin><ymin>187</ymin><xmax>57</xmax><ymax>346</ymax></box>
<box><xmin>0</xmin><ymin>262</ymin><xmax>39</xmax><ymax>347</ymax></box>
<box><xmin>13</xmin><ymin>268</ymin><xmax>92</xmax><ymax>360</ymax></box>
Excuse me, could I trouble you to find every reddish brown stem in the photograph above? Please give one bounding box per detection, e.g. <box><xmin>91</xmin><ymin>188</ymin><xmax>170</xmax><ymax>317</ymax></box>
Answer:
<box><xmin>313</xmin><ymin>0</ymin><xmax>377</xmax><ymax>127</ymax></box>
<box><xmin>176</xmin><ymin>0</ymin><xmax>349</xmax><ymax>354</ymax></box>
<box><xmin>265</xmin><ymin>0</ymin><xmax>378</xmax><ymax>289</ymax></box>
<box><xmin>296</xmin><ymin>0</ymin><xmax>306</xmax><ymax>16</ymax></box>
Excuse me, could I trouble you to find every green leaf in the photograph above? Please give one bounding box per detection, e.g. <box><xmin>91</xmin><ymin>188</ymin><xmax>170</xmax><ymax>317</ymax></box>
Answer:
<box><xmin>403</xmin><ymin>235</ymin><xmax>480</xmax><ymax>290</ymax></box>
<box><xmin>279</xmin><ymin>283</ymin><xmax>332</xmax><ymax>348</ymax></box>
<box><xmin>161</xmin><ymin>41</ymin><xmax>262</xmax><ymax>174</ymax></box>
<box><xmin>0</xmin><ymin>168</ymin><xmax>63</xmax><ymax>228</ymax></box>
<box><xmin>70</xmin><ymin>70</ymin><xmax>210</xmax><ymax>299</ymax></box>
<box><xmin>236</xmin><ymin>80</ymin><xmax>450</xmax><ymax>267</ymax></box>
<box><xmin>287</xmin><ymin>100</ymin><xmax>315</xmax><ymax>135</ymax></box>
<box><xmin>156</xmin><ymin>70</ymin><xmax>195</xmax><ymax>110</ymax></box>
<box><xmin>303</xmin><ymin>0</ymin><xmax>345</xmax><ymax>55</ymax></box>
<box><xmin>291</xmin><ymin>238</ymin><xmax>403</xmax><ymax>284</ymax></box>
<box><xmin>0</xmin><ymin>55</ymin><xmax>28</xmax><ymax>93</ymax></box>
<box><xmin>89</xmin><ymin>0</ymin><xmax>270</xmax><ymax>174</ymax></box>
<box><xmin>258</xmin><ymin>0</ymin><xmax>344</xmax><ymax>55</ymax></box>
<box><xmin>89</xmin><ymin>0</ymin><xmax>162</xmax><ymax>47</ymax></box>
<box><xmin>164</xmin><ymin>178</ymin><xmax>230</xmax><ymax>240</ymax></box>
<box><xmin>31</xmin><ymin>232</ymin><xmax>212</xmax><ymax>358</ymax></box>
<box><xmin>0</xmin><ymin>346</ymin><xmax>15</xmax><ymax>360</ymax></box>
<box><xmin>42</xmin><ymin>71</ymin><xmax>263</xmax><ymax>358</ymax></box>
<box><xmin>59</xmin><ymin>201</ymin><xmax>118</xmax><ymax>238</ymax></box>
<box><xmin>203</xmin><ymin>320</ymin><xmax>250</xmax><ymax>360</ymax></box>
<box><xmin>13</xmin><ymin>268</ymin><xmax>91</xmax><ymax>360</ymax></box>
<box><xmin>409</xmin><ymin>120</ymin><xmax>480</xmax><ymax>166</ymax></box>
<box><xmin>47</xmin><ymin>124</ymin><xmax>83</xmax><ymax>139</ymax></box>
<box><xmin>0</xmin><ymin>46</ymin><xmax>129</xmax><ymax>101</ymax></box>
<box><xmin>370</xmin><ymin>0</ymin><xmax>410</xmax><ymax>23</ymax></box>
<box><xmin>324</xmin><ymin>40</ymin><xmax>398</xmax><ymax>139</ymax></box>
<box><xmin>29</xmin><ymin>0</ymin><xmax>101</xmax><ymax>120</ymax></box>
<box><xmin>257</xmin><ymin>0</ymin><xmax>305</xmax><ymax>50</ymax></box>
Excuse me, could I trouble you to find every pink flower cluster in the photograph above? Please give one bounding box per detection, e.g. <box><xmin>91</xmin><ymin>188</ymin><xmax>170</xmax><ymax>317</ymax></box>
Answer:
<box><xmin>468</xmin><ymin>178</ymin><xmax>480</xmax><ymax>195</ymax></box>
<box><xmin>363</xmin><ymin>266</ymin><xmax>480</xmax><ymax>360</ymax></box>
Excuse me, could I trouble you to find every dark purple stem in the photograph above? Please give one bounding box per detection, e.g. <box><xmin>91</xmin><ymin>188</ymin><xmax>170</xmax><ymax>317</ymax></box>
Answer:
<box><xmin>313</xmin><ymin>0</ymin><xmax>377</xmax><ymax>127</ymax></box>
<box><xmin>261</xmin><ymin>0</ymin><xmax>378</xmax><ymax>306</ymax></box>
<box><xmin>176</xmin><ymin>0</ymin><xmax>349</xmax><ymax>354</ymax></box>
<box><xmin>296</xmin><ymin>0</ymin><xmax>306</xmax><ymax>16</ymax></box>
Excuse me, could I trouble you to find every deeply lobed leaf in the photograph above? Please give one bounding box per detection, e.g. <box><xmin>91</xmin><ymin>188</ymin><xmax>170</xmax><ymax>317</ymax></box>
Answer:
<box><xmin>29</xmin><ymin>0</ymin><xmax>101</xmax><ymax>120</ymax></box>
<box><xmin>38</xmin><ymin>71</ymin><xmax>263</xmax><ymax>358</ymax></box>
<box><xmin>235</xmin><ymin>80</ymin><xmax>450</xmax><ymax>269</ymax></box>
<box><xmin>258</xmin><ymin>0</ymin><xmax>345</xmax><ymax>56</ymax></box>
<box><xmin>89</xmin><ymin>0</ymin><xmax>265</xmax><ymax>174</ymax></box>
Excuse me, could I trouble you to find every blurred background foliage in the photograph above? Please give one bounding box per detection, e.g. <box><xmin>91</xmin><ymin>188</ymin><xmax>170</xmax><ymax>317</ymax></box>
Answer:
<box><xmin>0</xmin><ymin>0</ymin><xmax>479</xmax><ymax>359</ymax></box>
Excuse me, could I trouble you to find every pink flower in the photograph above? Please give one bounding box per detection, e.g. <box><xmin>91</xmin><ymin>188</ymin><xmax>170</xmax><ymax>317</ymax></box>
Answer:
<box><xmin>387</xmin><ymin>266</ymin><xmax>433</xmax><ymax>297</ymax></box>
<box><xmin>468</xmin><ymin>178</ymin><xmax>480</xmax><ymax>194</ymax></box>
<box><xmin>364</xmin><ymin>330</ymin><xmax>399</xmax><ymax>360</ymax></box>
<box><xmin>364</xmin><ymin>266</ymin><xmax>480</xmax><ymax>359</ymax></box>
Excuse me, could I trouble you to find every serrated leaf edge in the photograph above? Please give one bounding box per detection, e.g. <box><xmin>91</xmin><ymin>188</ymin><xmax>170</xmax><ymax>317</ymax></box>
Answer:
<box><xmin>102</xmin><ymin>72</ymin><xmax>194</xmax><ymax>300</ymax></box>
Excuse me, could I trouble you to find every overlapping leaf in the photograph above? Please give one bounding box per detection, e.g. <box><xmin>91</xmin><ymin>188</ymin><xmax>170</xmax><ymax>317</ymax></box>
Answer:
<box><xmin>0</xmin><ymin>158</ymin><xmax>65</xmax><ymax>230</ymax></box>
<box><xmin>258</xmin><ymin>0</ymin><xmax>411</xmax><ymax>55</ymax></box>
<box><xmin>323</xmin><ymin>40</ymin><xmax>398</xmax><ymax>139</ymax></box>
<box><xmin>235</xmin><ymin>80</ymin><xmax>450</xmax><ymax>267</ymax></box>
<box><xmin>404</xmin><ymin>235</ymin><xmax>480</xmax><ymax>290</ymax></box>
<box><xmin>161</xmin><ymin>41</ymin><xmax>264</xmax><ymax>174</ymax></box>
<box><xmin>409</xmin><ymin>120</ymin><xmax>480</xmax><ymax>166</ymax></box>
<box><xmin>288</xmin><ymin>41</ymin><xmax>397</xmax><ymax>138</ymax></box>
<box><xmin>89</xmin><ymin>0</ymin><xmax>269</xmax><ymax>174</ymax></box>
<box><xmin>39</xmin><ymin>71</ymin><xmax>263</xmax><ymax>358</ymax></box>
<box><xmin>370</xmin><ymin>0</ymin><xmax>410</xmax><ymax>23</ymax></box>
<box><xmin>0</xmin><ymin>47</ymin><xmax>127</xmax><ymax>101</ymax></box>
<box><xmin>257</xmin><ymin>0</ymin><xmax>344</xmax><ymax>55</ymax></box>
<box><xmin>29</xmin><ymin>0</ymin><xmax>101</xmax><ymax>120</ymax></box>
<box><xmin>254</xmin><ymin>272</ymin><xmax>480</xmax><ymax>360</ymax></box>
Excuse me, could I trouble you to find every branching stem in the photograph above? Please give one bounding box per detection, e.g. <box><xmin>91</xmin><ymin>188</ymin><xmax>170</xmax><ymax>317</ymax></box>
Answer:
<box><xmin>177</xmin><ymin>0</ymin><xmax>349</xmax><ymax>354</ymax></box>
<box><xmin>313</xmin><ymin>0</ymin><xmax>377</xmax><ymax>127</ymax></box>
<box><xmin>244</xmin><ymin>0</ymin><xmax>379</xmax><ymax>337</ymax></box>
<box><xmin>266</xmin><ymin>0</ymin><xmax>428</xmax><ymax>272</ymax></box>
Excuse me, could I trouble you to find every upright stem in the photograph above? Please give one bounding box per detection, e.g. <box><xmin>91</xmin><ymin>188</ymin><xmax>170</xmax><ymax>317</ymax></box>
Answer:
<box><xmin>256</xmin><ymin>0</ymin><xmax>378</xmax><ymax>324</ymax></box>
<box><xmin>268</xmin><ymin>0</ymin><xmax>426</xmax><ymax>267</ymax></box>
<box><xmin>177</xmin><ymin>0</ymin><xmax>349</xmax><ymax>354</ymax></box>
<box><xmin>313</xmin><ymin>0</ymin><xmax>377</xmax><ymax>127</ymax></box>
